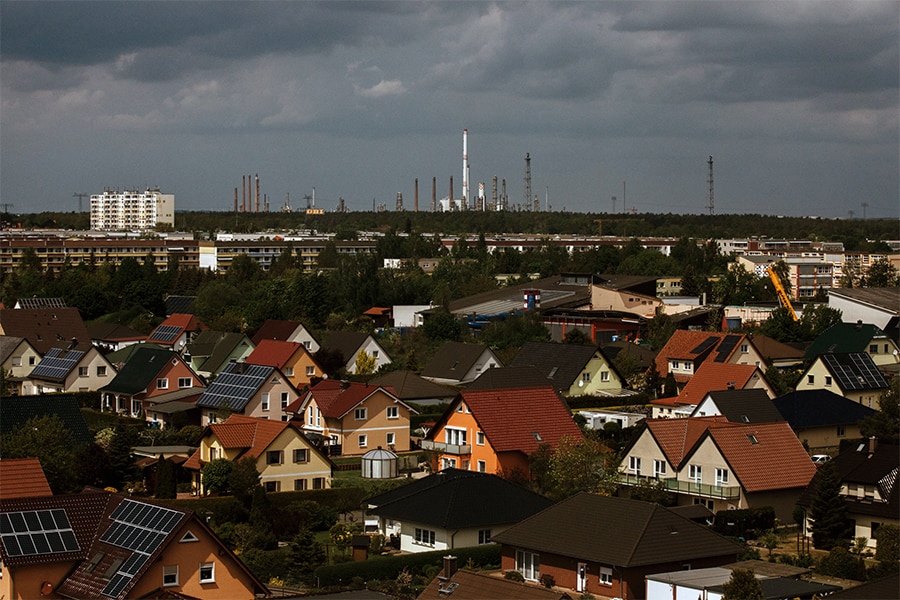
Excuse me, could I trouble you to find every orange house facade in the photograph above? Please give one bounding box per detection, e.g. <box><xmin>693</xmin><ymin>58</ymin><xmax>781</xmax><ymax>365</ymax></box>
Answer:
<box><xmin>245</xmin><ymin>339</ymin><xmax>325</xmax><ymax>390</ymax></box>
<box><xmin>423</xmin><ymin>402</ymin><xmax>510</xmax><ymax>475</ymax></box>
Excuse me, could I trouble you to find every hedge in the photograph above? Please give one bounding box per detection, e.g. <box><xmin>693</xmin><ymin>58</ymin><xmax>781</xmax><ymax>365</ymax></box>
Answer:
<box><xmin>313</xmin><ymin>544</ymin><xmax>501</xmax><ymax>586</ymax></box>
<box><xmin>713</xmin><ymin>506</ymin><xmax>776</xmax><ymax>539</ymax></box>
<box><xmin>160</xmin><ymin>486</ymin><xmax>369</xmax><ymax>518</ymax></box>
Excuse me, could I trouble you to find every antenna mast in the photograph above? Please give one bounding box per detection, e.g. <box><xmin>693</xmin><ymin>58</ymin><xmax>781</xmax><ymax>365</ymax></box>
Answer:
<box><xmin>706</xmin><ymin>155</ymin><xmax>715</xmax><ymax>215</ymax></box>
<box><xmin>73</xmin><ymin>192</ymin><xmax>89</xmax><ymax>213</ymax></box>
<box><xmin>524</xmin><ymin>153</ymin><xmax>532</xmax><ymax>211</ymax></box>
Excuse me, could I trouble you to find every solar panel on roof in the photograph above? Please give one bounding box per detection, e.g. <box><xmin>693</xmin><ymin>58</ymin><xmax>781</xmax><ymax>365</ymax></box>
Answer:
<box><xmin>29</xmin><ymin>348</ymin><xmax>85</xmax><ymax>380</ymax></box>
<box><xmin>850</xmin><ymin>353</ymin><xmax>888</xmax><ymax>387</ymax></box>
<box><xmin>689</xmin><ymin>336</ymin><xmax>719</xmax><ymax>355</ymax></box>
<box><xmin>714</xmin><ymin>335</ymin><xmax>741</xmax><ymax>362</ymax></box>
<box><xmin>150</xmin><ymin>325</ymin><xmax>182</xmax><ymax>342</ymax></box>
<box><xmin>197</xmin><ymin>362</ymin><xmax>272</xmax><ymax>411</ymax></box>
<box><xmin>0</xmin><ymin>509</ymin><xmax>80</xmax><ymax>557</ymax></box>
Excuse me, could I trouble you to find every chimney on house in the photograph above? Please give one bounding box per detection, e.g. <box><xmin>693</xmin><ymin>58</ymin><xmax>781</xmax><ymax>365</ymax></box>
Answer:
<box><xmin>857</xmin><ymin>320</ymin><xmax>864</xmax><ymax>330</ymax></box>
<box><xmin>868</xmin><ymin>436</ymin><xmax>877</xmax><ymax>457</ymax></box>
<box><xmin>726</xmin><ymin>381</ymin><xmax>736</xmax><ymax>390</ymax></box>
<box><xmin>440</xmin><ymin>555</ymin><xmax>457</xmax><ymax>580</ymax></box>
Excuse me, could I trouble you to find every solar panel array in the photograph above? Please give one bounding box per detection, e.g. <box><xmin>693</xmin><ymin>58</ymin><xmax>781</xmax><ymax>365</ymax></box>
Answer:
<box><xmin>822</xmin><ymin>353</ymin><xmax>888</xmax><ymax>390</ymax></box>
<box><xmin>150</xmin><ymin>325</ymin><xmax>182</xmax><ymax>343</ymax></box>
<box><xmin>714</xmin><ymin>335</ymin><xmax>741</xmax><ymax>362</ymax></box>
<box><xmin>0</xmin><ymin>509</ymin><xmax>80</xmax><ymax>557</ymax></box>
<box><xmin>689</xmin><ymin>336</ymin><xmax>718</xmax><ymax>355</ymax></box>
<box><xmin>29</xmin><ymin>348</ymin><xmax>85</xmax><ymax>380</ymax></box>
<box><xmin>99</xmin><ymin>499</ymin><xmax>184</xmax><ymax>598</ymax></box>
<box><xmin>197</xmin><ymin>363</ymin><xmax>272</xmax><ymax>411</ymax></box>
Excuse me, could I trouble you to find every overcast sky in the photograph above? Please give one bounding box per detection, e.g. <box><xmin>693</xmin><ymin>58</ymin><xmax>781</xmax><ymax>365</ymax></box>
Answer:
<box><xmin>2</xmin><ymin>1</ymin><xmax>897</xmax><ymax>218</ymax></box>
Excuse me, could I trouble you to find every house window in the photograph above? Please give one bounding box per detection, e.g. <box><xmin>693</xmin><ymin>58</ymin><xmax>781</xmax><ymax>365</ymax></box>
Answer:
<box><xmin>837</xmin><ymin>425</ymin><xmax>845</xmax><ymax>437</ymax></box>
<box><xmin>372</xmin><ymin>350</ymin><xmax>379</xmax><ymax>359</ymax></box>
<box><xmin>132</xmin><ymin>400</ymin><xmax>141</xmax><ymax>416</ymax></box>
<box><xmin>261</xmin><ymin>392</ymin><xmax>270</xmax><ymax>411</ymax></box>
<box><xmin>477</xmin><ymin>460</ymin><xmax>486</xmax><ymax>472</ymax></box>
<box><xmin>78</xmin><ymin>366</ymin><xmax>89</xmax><ymax>377</ymax></box>
<box><xmin>445</xmin><ymin>428</ymin><xmax>467</xmax><ymax>446</ymax></box>
<box><xmin>807</xmin><ymin>375</ymin><xmax>814</xmax><ymax>385</ymax></box>
<box><xmin>689</xmin><ymin>464</ymin><xmax>702</xmax><ymax>483</ymax></box>
<box><xmin>355</xmin><ymin>407</ymin><xmax>367</xmax><ymax>420</ymax></box>
<box><xmin>415</xmin><ymin>528</ymin><xmax>436</xmax><ymax>546</ymax></box>
<box><xmin>97</xmin><ymin>366</ymin><xmax>107</xmax><ymax>377</ymax></box>
<box><xmin>266</xmin><ymin>450</ymin><xmax>283</xmax><ymax>465</ymax></box>
<box><xmin>386</xmin><ymin>432</ymin><xmax>395</xmax><ymax>446</ymax></box>
<box><xmin>581</xmin><ymin>372</ymin><xmax>591</xmax><ymax>383</ymax></box>
<box><xmin>629</xmin><ymin>456</ymin><xmax>641</xmax><ymax>475</ymax></box>
<box><xmin>178</xmin><ymin>377</ymin><xmax>191</xmax><ymax>388</ymax></box>
<box><xmin>386</xmin><ymin>406</ymin><xmax>399</xmax><ymax>419</ymax></box>
<box><xmin>741</xmin><ymin>343</ymin><xmax>749</xmax><ymax>353</ymax></box>
<box><xmin>358</xmin><ymin>434</ymin><xmax>367</xmax><ymax>448</ymax></box>
<box><xmin>281</xmin><ymin>392</ymin><xmax>289</xmax><ymax>409</ymax></box>
<box><xmin>294</xmin><ymin>479</ymin><xmax>307</xmax><ymax>491</ymax></box>
<box><xmin>293</xmin><ymin>448</ymin><xmax>309</xmax><ymax>463</ymax></box>
<box><xmin>516</xmin><ymin>550</ymin><xmax>540</xmax><ymax>581</ymax></box>
<box><xmin>715</xmin><ymin>468</ymin><xmax>729</xmax><ymax>486</ymax></box>
<box><xmin>599</xmin><ymin>566</ymin><xmax>612</xmax><ymax>585</ymax></box>
<box><xmin>306</xmin><ymin>365</ymin><xmax>315</xmax><ymax>377</ymax></box>
<box><xmin>600</xmin><ymin>371</ymin><xmax>610</xmax><ymax>382</ymax></box>
<box><xmin>476</xmin><ymin>431</ymin><xmax>485</xmax><ymax>446</ymax></box>
<box><xmin>11</xmin><ymin>357</ymin><xmax>21</xmax><ymax>367</ymax></box>
<box><xmin>199</xmin><ymin>562</ymin><xmax>215</xmax><ymax>583</ymax></box>
<box><xmin>209</xmin><ymin>448</ymin><xmax>218</xmax><ymax>461</ymax></box>
<box><xmin>653</xmin><ymin>460</ymin><xmax>667</xmax><ymax>478</ymax></box>
<box><xmin>442</xmin><ymin>458</ymin><xmax>457</xmax><ymax>470</ymax></box>
<box><xmin>312</xmin><ymin>477</ymin><xmax>325</xmax><ymax>489</ymax></box>
<box><xmin>157</xmin><ymin>378</ymin><xmax>168</xmax><ymax>390</ymax></box>
<box><xmin>869</xmin><ymin>344</ymin><xmax>878</xmax><ymax>354</ymax></box>
<box><xmin>303</xmin><ymin>341</ymin><xmax>311</xmax><ymax>349</ymax></box>
<box><xmin>478</xmin><ymin>529</ymin><xmax>492</xmax><ymax>544</ymax></box>
<box><xmin>264</xmin><ymin>481</ymin><xmax>280</xmax><ymax>493</ymax></box>
<box><xmin>163</xmin><ymin>565</ymin><xmax>178</xmax><ymax>587</ymax></box>
<box><xmin>29</xmin><ymin>356</ymin><xmax>36</xmax><ymax>365</ymax></box>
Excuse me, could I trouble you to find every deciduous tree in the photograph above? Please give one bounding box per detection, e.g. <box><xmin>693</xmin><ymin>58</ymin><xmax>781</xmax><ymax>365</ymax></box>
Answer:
<box><xmin>722</xmin><ymin>568</ymin><xmax>764</xmax><ymax>600</ymax></box>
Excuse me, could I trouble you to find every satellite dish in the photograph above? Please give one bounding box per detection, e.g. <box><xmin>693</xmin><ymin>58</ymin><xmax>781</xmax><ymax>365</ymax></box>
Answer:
<box><xmin>578</xmin><ymin>380</ymin><xmax>584</xmax><ymax>387</ymax></box>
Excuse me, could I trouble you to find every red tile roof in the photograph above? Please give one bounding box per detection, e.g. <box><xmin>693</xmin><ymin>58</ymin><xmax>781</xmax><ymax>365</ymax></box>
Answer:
<box><xmin>654</xmin><ymin>330</ymin><xmax>747</xmax><ymax>382</ymax></box>
<box><xmin>147</xmin><ymin>313</ymin><xmax>202</xmax><ymax>345</ymax></box>
<box><xmin>455</xmin><ymin>387</ymin><xmax>583</xmax><ymax>454</ymax></box>
<box><xmin>0</xmin><ymin>457</ymin><xmax>53</xmax><ymax>499</ymax></box>
<box><xmin>646</xmin><ymin>417</ymin><xmax>727</xmax><ymax>468</ymax></box>
<box><xmin>301</xmin><ymin>379</ymin><xmax>401</xmax><ymax>419</ymax></box>
<box><xmin>678</xmin><ymin>362</ymin><xmax>768</xmax><ymax>403</ymax></box>
<box><xmin>184</xmin><ymin>415</ymin><xmax>297</xmax><ymax>470</ymax></box>
<box><xmin>245</xmin><ymin>339</ymin><xmax>304</xmax><ymax>369</ymax></box>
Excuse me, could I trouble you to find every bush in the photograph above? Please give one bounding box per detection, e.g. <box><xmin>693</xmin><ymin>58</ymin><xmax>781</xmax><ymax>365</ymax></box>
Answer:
<box><xmin>504</xmin><ymin>570</ymin><xmax>525</xmax><ymax>582</ymax></box>
<box><xmin>713</xmin><ymin>507</ymin><xmax>776</xmax><ymax>539</ymax></box>
<box><xmin>818</xmin><ymin>546</ymin><xmax>863</xmax><ymax>580</ymax></box>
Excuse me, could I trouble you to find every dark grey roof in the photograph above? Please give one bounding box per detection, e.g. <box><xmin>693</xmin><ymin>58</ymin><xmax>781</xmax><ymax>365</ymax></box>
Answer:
<box><xmin>601</xmin><ymin>340</ymin><xmax>658</xmax><ymax>370</ymax></box>
<box><xmin>442</xmin><ymin>274</ymin><xmax>592</xmax><ymax>317</ymax></box>
<box><xmin>509</xmin><ymin>341</ymin><xmax>616</xmax><ymax>391</ymax></box>
<box><xmin>465</xmin><ymin>366</ymin><xmax>554</xmax><ymax>390</ymax></box>
<box><xmin>698</xmin><ymin>389</ymin><xmax>785</xmax><ymax>424</ymax></box>
<box><xmin>816</xmin><ymin>353</ymin><xmax>889</xmax><ymax>392</ymax></box>
<box><xmin>0</xmin><ymin>394</ymin><xmax>92</xmax><ymax>446</ymax></box>
<box><xmin>492</xmin><ymin>493</ymin><xmax>743</xmax><ymax>567</ymax></box>
<box><xmin>164</xmin><ymin>295</ymin><xmax>195</xmax><ymax>316</ymax></box>
<box><xmin>365</xmin><ymin>469</ymin><xmax>552</xmax><ymax>529</ymax></box>
<box><xmin>772</xmin><ymin>389</ymin><xmax>877</xmax><ymax>429</ymax></box>
<box><xmin>826</xmin><ymin>573</ymin><xmax>898</xmax><ymax>599</ymax></box>
<box><xmin>187</xmin><ymin>331</ymin><xmax>252</xmax><ymax>374</ymax></box>
<box><xmin>708</xmin><ymin>577</ymin><xmax>842</xmax><ymax>599</ymax></box>
<box><xmin>86</xmin><ymin>322</ymin><xmax>145</xmax><ymax>342</ymax></box>
<box><xmin>101</xmin><ymin>347</ymin><xmax>182</xmax><ymax>395</ymax></box>
<box><xmin>0</xmin><ymin>335</ymin><xmax>28</xmax><ymax>364</ymax></box>
<box><xmin>368</xmin><ymin>371</ymin><xmax>457</xmax><ymax>402</ymax></box>
<box><xmin>421</xmin><ymin>342</ymin><xmax>497</xmax><ymax>381</ymax></box>
<box><xmin>322</xmin><ymin>331</ymin><xmax>372</xmax><ymax>362</ymax></box>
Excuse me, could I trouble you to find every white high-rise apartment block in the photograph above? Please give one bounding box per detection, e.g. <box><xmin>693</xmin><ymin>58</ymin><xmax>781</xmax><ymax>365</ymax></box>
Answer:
<box><xmin>90</xmin><ymin>188</ymin><xmax>175</xmax><ymax>231</ymax></box>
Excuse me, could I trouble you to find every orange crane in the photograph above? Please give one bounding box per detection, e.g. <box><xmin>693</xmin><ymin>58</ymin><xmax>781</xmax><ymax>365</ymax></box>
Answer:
<box><xmin>766</xmin><ymin>266</ymin><xmax>798</xmax><ymax>321</ymax></box>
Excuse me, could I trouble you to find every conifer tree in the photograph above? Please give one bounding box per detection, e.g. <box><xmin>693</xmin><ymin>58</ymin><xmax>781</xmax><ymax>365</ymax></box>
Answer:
<box><xmin>810</xmin><ymin>460</ymin><xmax>851</xmax><ymax>550</ymax></box>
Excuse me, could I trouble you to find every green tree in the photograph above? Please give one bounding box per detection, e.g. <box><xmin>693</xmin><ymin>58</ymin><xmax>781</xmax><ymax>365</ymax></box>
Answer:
<box><xmin>858</xmin><ymin>379</ymin><xmax>900</xmax><ymax>444</ymax></box>
<box><xmin>543</xmin><ymin>435</ymin><xmax>615</xmax><ymax>501</ymax></box>
<box><xmin>354</xmin><ymin>350</ymin><xmax>377</xmax><ymax>375</ymax></box>
<box><xmin>627</xmin><ymin>477</ymin><xmax>674</xmax><ymax>506</ymax></box>
<box><xmin>202</xmin><ymin>458</ymin><xmax>235</xmax><ymax>495</ymax></box>
<box><xmin>810</xmin><ymin>460</ymin><xmax>851</xmax><ymax>550</ymax></box>
<box><xmin>289</xmin><ymin>528</ymin><xmax>327</xmax><ymax>582</ymax></box>
<box><xmin>873</xmin><ymin>523</ymin><xmax>900</xmax><ymax>577</ymax></box>
<box><xmin>73</xmin><ymin>442</ymin><xmax>114</xmax><ymax>489</ymax></box>
<box><xmin>229</xmin><ymin>456</ymin><xmax>261</xmax><ymax>508</ymax></box>
<box><xmin>863</xmin><ymin>257</ymin><xmax>899</xmax><ymax>287</ymax></box>
<box><xmin>646</xmin><ymin>308</ymin><xmax>676</xmax><ymax>351</ymax></box>
<box><xmin>797</xmin><ymin>304</ymin><xmax>842</xmax><ymax>341</ymax></box>
<box><xmin>721</xmin><ymin>568</ymin><xmax>764</xmax><ymax>600</ymax></box>
<box><xmin>0</xmin><ymin>414</ymin><xmax>77</xmax><ymax>494</ymax></box>
<box><xmin>107</xmin><ymin>421</ymin><xmax>137</xmax><ymax>491</ymax></box>
<box><xmin>422</xmin><ymin>310</ymin><xmax>463</xmax><ymax>342</ymax></box>
<box><xmin>155</xmin><ymin>457</ymin><xmax>177</xmax><ymax>499</ymax></box>
<box><xmin>713</xmin><ymin>263</ymin><xmax>765</xmax><ymax>305</ymax></box>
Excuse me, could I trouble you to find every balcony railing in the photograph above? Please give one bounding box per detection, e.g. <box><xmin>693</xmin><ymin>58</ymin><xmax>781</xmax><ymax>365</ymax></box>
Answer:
<box><xmin>617</xmin><ymin>472</ymin><xmax>740</xmax><ymax>500</ymax></box>
<box><xmin>420</xmin><ymin>440</ymin><xmax>471</xmax><ymax>455</ymax></box>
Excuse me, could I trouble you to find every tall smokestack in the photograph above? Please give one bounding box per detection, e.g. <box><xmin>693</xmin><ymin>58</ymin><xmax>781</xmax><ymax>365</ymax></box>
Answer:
<box><xmin>414</xmin><ymin>178</ymin><xmax>419</xmax><ymax>212</ymax></box>
<box><xmin>462</xmin><ymin>129</ymin><xmax>469</xmax><ymax>204</ymax></box>
<box><xmin>242</xmin><ymin>175</ymin><xmax>246</xmax><ymax>212</ymax></box>
<box><xmin>234</xmin><ymin>187</ymin><xmax>238</xmax><ymax>213</ymax></box>
<box><xmin>431</xmin><ymin>177</ymin><xmax>437</xmax><ymax>212</ymax></box>
<box><xmin>255</xmin><ymin>173</ymin><xmax>260</xmax><ymax>213</ymax></box>
<box><xmin>449</xmin><ymin>176</ymin><xmax>454</xmax><ymax>204</ymax></box>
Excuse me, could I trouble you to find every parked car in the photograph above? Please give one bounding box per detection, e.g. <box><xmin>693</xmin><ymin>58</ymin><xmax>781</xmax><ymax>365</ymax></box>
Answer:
<box><xmin>811</xmin><ymin>454</ymin><xmax>831</xmax><ymax>466</ymax></box>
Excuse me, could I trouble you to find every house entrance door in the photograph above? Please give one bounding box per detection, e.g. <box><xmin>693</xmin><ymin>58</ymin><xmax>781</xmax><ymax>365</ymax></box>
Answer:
<box><xmin>576</xmin><ymin>562</ymin><xmax>587</xmax><ymax>592</ymax></box>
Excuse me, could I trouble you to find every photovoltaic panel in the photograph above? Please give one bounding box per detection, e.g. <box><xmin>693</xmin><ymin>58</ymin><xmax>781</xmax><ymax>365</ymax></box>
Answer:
<box><xmin>689</xmin><ymin>336</ymin><xmax>719</xmax><ymax>355</ymax></box>
<box><xmin>714</xmin><ymin>335</ymin><xmax>741</xmax><ymax>362</ymax></box>
<box><xmin>0</xmin><ymin>509</ymin><xmax>80</xmax><ymax>557</ymax></box>
<box><xmin>849</xmin><ymin>353</ymin><xmax>888</xmax><ymax>387</ymax></box>
<box><xmin>821</xmin><ymin>353</ymin><xmax>886</xmax><ymax>391</ymax></box>
<box><xmin>150</xmin><ymin>325</ymin><xmax>182</xmax><ymax>342</ymax></box>
<box><xmin>29</xmin><ymin>348</ymin><xmax>85</xmax><ymax>380</ymax></box>
<box><xmin>197</xmin><ymin>362</ymin><xmax>273</xmax><ymax>411</ymax></box>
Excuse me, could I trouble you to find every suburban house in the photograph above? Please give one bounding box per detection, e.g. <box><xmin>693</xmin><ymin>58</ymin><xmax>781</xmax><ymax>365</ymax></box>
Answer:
<box><xmin>183</xmin><ymin>414</ymin><xmax>333</xmax><ymax>494</ymax></box>
<box><xmin>689</xmin><ymin>389</ymin><xmax>785</xmax><ymax>423</ymax></box>
<box><xmin>21</xmin><ymin>343</ymin><xmax>115</xmax><ymax>395</ymax></box>
<box><xmin>185</xmin><ymin>330</ymin><xmax>255</xmax><ymax>379</ymax></box>
<box><xmin>421</xmin><ymin>342</ymin><xmax>502</xmax><ymax>385</ymax></box>
<box><xmin>142</xmin><ymin>388</ymin><xmax>205</xmax><ymax>430</ymax></box>
<box><xmin>747</xmin><ymin>333</ymin><xmax>805</xmax><ymax>370</ymax></box>
<box><xmin>0</xmin><ymin>307</ymin><xmax>91</xmax><ymax>355</ymax></box>
<box><xmin>618</xmin><ymin>417</ymin><xmax>817</xmax><ymax>519</ymax></box>
<box><xmin>0</xmin><ymin>336</ymin><xmax>41</xmax><ymax>392</ymax></box>
<box><xmin>146</xmin><ymin>313</ymin><xmax>203</xmax><ymax>353</ymax></box>
<box><xmin>244</xmin><ymin>339</ymin><xmax>325</xmax><ymax>389</ymax></box>
<box><xmin>649</xmin><ymin>396</ymin><xmax>697</xmax><ymax>419</ymax></box>
<box><xmin>0</xmin><ymin>490</ymin><xmax>268</xmax><ymax>599</ymax></box>
<box><xmin>287</xmin><ymin>379</ymin><xmax>417</xmax><ymax>456</ymax></box>
<box><xmin>773</xmin><ymin>389</ymin><xmax>877</xmax><ymax>454</ymax></box>
<box><xmin>369</xmin><ymin>370</ymin><xmax>458</xmax><ymax>406</ymax></box>
<box><xmin>418</xmin><ymin>556</ymin><xmax>570</xmax><ymax>600</ymax></box>
<box><xmin>805</xmin><ymin>321</ymin><xmax>900</xmax><ymax>369</ymax></box>
<box><xmin>676</xmin><ymin>362</ymin><xmax>775</xmax><ymax>405</ymax></box>
<box><xmin>195</xmin><ymin>361</ymin><xmax>301</xmax><ymax>424</ymax></box>
<box><xmin>590</xmin><ymin>274</ymin><xmax>664</xmax><ymax>319</ymax></box>
<box><xmin>653</xmin><ymin>330</ymin><xmax>765</xmax><ymax>391</ymax></box>
<box><xmin>364</xmin><ymin>469</ymin><xmax>553</xmax><ymax>553</ymax></box>
<box><xmin>510</xmin><ymin>341</ymin><xmax>631</xmax><ymax>397</ymax></box>
<box><xmin>320</xmin><ymin>331</ymin><xmax>391</xmax><ymax>374</ymax></box>
<box><xmin>422</xmin><ymin>386</ymin><xmax>583</xmax><ymax>476</ymax></box>
<box><xmin>795</xmin><ymin>352</ymin><xmax>889</xmax><ymax>409</ymax></box>
<box><xmin>99</xmin><ymin>346</ymin><xmax>205</xmax><ymax>418</ymax></box>
<box><xmin>827</xmin><ymin>287</ymin><xmax>900</xmax><ymax>333</ymax></box>
<box><xmin>86</xmin><ymin>322</ymin><xmax>146</xmax><ymax>352</ymax></box>
<box><xmin>0</xmin><ymin>394</ymin><xmax>93</xmax><ymax>448</ymax></box>
<box><xmin>466</xmin><ymin>366</ymin><xmax>554</xmax><ymax>391</ymax></box>
<box><xmin>251</xmin><ymin>318</ymin><xmax>320</xmax><ymax>352</ymax></box>
<box><xmin>797</xmin><ymin>439</ymin><xmax>899</xmax><ymax>550</ymax></box>
<box><xmin>492</xmin><ymin>493</ymin><xmax>743</xmax><ymax>599</ymax></box>
<box><xmin>0</xmin><ymin>458</ymin><xmax>53</xmax><ymax>500</ymax></box>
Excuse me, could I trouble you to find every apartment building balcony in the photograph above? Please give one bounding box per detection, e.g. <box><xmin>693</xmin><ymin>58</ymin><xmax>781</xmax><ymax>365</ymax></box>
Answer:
<box><xmin>420</xmin><ymin>440</ymin><xmax>471</xmax><ymax>455</ymax></box>
<box><xmin>617</xmin><ymin>473</ymin><xmax>740</xmax><ymax>500</ymax></box>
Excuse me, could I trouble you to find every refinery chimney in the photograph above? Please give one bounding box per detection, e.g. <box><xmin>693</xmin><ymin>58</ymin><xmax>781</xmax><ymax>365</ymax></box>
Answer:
<box><xmin>462</xmin><ymin>129</ymin><xmax>469</xmax><ymax>205</ymax></box>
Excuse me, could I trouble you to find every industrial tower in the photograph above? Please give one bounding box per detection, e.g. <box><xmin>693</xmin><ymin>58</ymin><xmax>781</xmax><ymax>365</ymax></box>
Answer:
<box><xmin>706</xmin><ymin>155</ymin><xmax>715</xmax><ymax>215</ymax></box>
<box><xmin>524</xmin><ymin>153</ymin><xmax>532</xmax><ymax>211</ymax></box>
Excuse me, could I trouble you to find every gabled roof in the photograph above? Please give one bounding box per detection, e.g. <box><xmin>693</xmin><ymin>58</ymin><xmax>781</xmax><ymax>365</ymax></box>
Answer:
<box><xmin>250</xmin><ymin>319</ymin><xmax>312</xmax><ymax>345</ymax></box>
<box><xmin>86</xmin><ymin>322</ymin><xmax>146</xmax><ymax>344</ymax></box>
<box><xmin>0</xmin><ymin>394</ymin><xmax>92</xmax><ymax>446</ymax></box>
<box><xmin>466</xmin><ymin>366</ymin><xmax>554</xmax><ymax>391</ymax></box>
<box><xmin>773</xmin><ymin>389</ymin><xmax>877</xmax><ymax>429</ymax></box>
<box><xmin>15</xmin><ymin>297</ymin><xmax>67</xmax><ymax>309</ymax></box>
<box><xmin>0</xmin><ymin>307</ymin><xmax>90</xmax><ymax>354</ymax></box>
<box><xmin>429</xmin><ymin>387</ymin><xmax>582</xmax><ymax>455</ymax></box>
<box><xmin>654</xmin><ymin>330</ymin><xmax>749</xmax><ymax>382</ymax></box>
<box><xmin>245</xmin><ymin>339</ymin><xmax>305</xmax><ymax>370</ymax></box>
<box><xmin>601</xmin><ymin>340</ymin><xmax>658</xmax><ymax>371</ymax></box>
<box><xmin>163</xmin><ymin>295</ymin><xmax>195</xmax><ymax>316</ymax></box>
<box><xmin>678</xmin><ymin>362</ymin><xmax>768</xmax><ymax>403</ymax></box>
<box><xmin>693</xmin><ymin>389</ymin><xmax>785</xmax><ymax>424</ymax></box>
<box><xmin>421</xmin><ymin>342</ymin><xmax>499</xmax><ymax>381</ymax></box>
<box><xmin>748</xmin><ymin>333</ymin><xmax>805</xmax><ymax>362</ymax></box>
<box><xmin>297</xmin><ymin>379</ymin><xmax>409</xmax><ymax>419</ymax></box>
<box><xmin>805</xmin><ymin>321</ymin><xmax>892</xmax><ymax>359</ymax></box>
<box><xmin>146</xmin><ymin>313</ymin><xmax>202</xmax><ymax>346</ymax></box>
<box><xmin>810</xmin><ymin>352</ymin><xmax>889</xmax><ymax>392</ymax></box>
<box><xmin>368</xmin><ymin>370</ymin><xmax>457</xmax><ymax>402</ymax></box>
<box><xmin>321</xmin><ymin>331</ymin><xmax>379</xmax><ymax>362</ymax></box>
<box><xmin>0</xmin><ymin>335</ymin><xmax>32</xmax><ymax>364</ymax></box>
<box><xmin>642</xmin><ymin>417</ymin><xmax>722</xmax><ymax>468</ymax></box>
<box><xmin>418</xmin><ymin>568</ymin><xmax>569</xmax><ymax>600</ymax></box>
<box><xmin>101</xmin><ymin>347</ymin><xmax>187</xmax><ymax>395</ymax></box>
<box><xmin>195</xmin><ymin>362</ymin><xmax>276</xmax><ymax>412</ymax></box>
<box><xmin>492</xmin><ymin>493</ymin><xmax>742</xmax><ymax>567</ymax></box>
<box><xmin>187</xmin><ymin>330</ymin><xmax>253</xmax><ymax>373</ymax></box>
<box><xmin>509</xmin><ymin>341</ymin><xmax>618</xmax><ymax>391</ymax></box>
<box><xmin>0</xmin><ymin>457</ymin><xmax>53</xmax><ymax>499</ymax></box>
<box><xmin>28</xmin><ymin>344</ymin><xmax>95</xmax><ymax>383</ymax></box>
<box><xmin>365</xmin><ymin>469</ymin><xmax>553</xmax><ymax>529</ymax></box>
